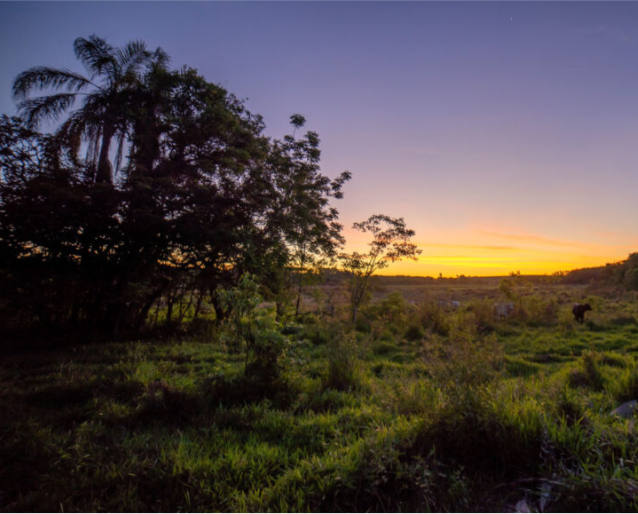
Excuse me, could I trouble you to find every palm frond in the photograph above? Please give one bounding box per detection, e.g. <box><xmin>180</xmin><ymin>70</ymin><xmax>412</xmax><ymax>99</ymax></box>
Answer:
<box><xmin>18</xmin><ymin>93</ymin><xmax>77</xmax><ymax>127</ymax></box>
<box><xmin>116</xmin><ymin>40</ymin><xmax>150</xmax><ymax>78</ymax></box>
<box><xmin>152</xmin><ymin>47</ymin><xmax>171</xmax><ymax>69</ymax></box>
<box><xmin>57</xmin><ymin>112</ymin><xmax>88</xmax><ymax>157</ymax></box>
<box><xmin>13</xmin><ymin>67</ymin><xmax>92</xmax><ymax>100</ymax></box>
<box><xmin>74</xmin><ymin>35</ymin><xmax>117</xmax><ymax>81</ymax></box>
<box><xmin>79</xmin><ymin>91</ymin><xmax>109</xmax><ymax>119</ymax></box>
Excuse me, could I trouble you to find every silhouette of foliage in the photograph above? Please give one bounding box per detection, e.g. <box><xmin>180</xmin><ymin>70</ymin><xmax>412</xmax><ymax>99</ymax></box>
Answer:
<box><xmin>339</xmin><ymin>214</ymin><xmax>421</xmax><ymax>323</ymax></box>
<box><xmin>1</xmin><ymin>37</ymin><xmax>350</xmax><ymax>338</ymax></box>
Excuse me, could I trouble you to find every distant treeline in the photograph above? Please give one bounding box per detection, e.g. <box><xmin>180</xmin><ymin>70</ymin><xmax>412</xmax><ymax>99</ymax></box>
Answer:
<box><xmin>369</xmin><ymin>259</ymin><xmax>638</xmax><ymax>288</ymax></box>
<box><xmin>560</xmin><ymin>254</ymin><xmax>638</xmax><ymax>289</ymax></box>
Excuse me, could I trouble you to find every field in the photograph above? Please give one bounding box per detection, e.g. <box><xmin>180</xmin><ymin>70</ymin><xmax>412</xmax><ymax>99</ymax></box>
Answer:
<box><xmin>3</xmin><ymin>281</ymin><xmax>638</xmax><ymax>512</ymax></box>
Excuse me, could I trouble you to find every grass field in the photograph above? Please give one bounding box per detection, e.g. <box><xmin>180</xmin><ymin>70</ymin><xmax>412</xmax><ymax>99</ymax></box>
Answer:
<box><xmin>3</xmin><ymin>282</ymin><xmax>638</xmax><ymax>512</ymax></box>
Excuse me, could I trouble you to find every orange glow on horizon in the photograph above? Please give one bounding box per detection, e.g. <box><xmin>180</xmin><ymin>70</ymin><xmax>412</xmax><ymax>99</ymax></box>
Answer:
<box><xmin>341</xmin><ymin>225</ymin><xmax>635</xmax><ymax>278</ymax></box>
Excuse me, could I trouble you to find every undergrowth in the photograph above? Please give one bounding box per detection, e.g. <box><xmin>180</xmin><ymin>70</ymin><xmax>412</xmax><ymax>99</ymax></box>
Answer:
<box><xmin>3</xmin><ymin>287</ymin><xmax>638</xmax><ymax>511</ymax></box>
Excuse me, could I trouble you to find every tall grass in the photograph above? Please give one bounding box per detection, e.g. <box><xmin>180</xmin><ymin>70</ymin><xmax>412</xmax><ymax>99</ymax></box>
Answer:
<box><xmin>4</xmin><ymin>286</ymin><xmax>638</xmax><ymax>511</ymax></box>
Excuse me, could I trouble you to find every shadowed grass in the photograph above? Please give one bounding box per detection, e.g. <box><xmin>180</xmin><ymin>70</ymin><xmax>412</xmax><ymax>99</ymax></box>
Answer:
<box><xmin>3</xmin><ymin>287</ymin><xmax>638</xmax><ymax>511</ymax></box>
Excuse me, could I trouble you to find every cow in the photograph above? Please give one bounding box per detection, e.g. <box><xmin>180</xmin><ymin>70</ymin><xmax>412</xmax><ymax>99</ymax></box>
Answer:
<box><xmin>493</xmin><ymin>302</ymin><xmax>514</xmax><ymax>321</ymax></box>
<box><xmin>572</xmin><ymin>303</ymin><xmax>592</xmax><ymax>324</ymax></box>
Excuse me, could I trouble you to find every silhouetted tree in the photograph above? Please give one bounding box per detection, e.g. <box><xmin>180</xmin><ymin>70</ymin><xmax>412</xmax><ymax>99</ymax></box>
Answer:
<box><xmin>261</xmin><ymin>114</ymin><xmax>351</xmax><ymax>319</ymax></box>
<box><xmin>13</xmin><ymin>35</ymin><xmax>168</xmax><ymax>184</ymax></box>
<box><xmin>1</xmin><ymin>37</ymin><xmax>352</xmax><ymax>338</ymax></box>
<box><xmin>339</xmin><ymin>215</ymin><xmax>421</xmax><ymax>323</ymax></box>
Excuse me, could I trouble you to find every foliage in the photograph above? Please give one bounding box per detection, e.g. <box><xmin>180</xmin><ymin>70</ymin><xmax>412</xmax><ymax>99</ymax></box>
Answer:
<box><xmin>498</xmin><ymin>270</ymin><xmax>534</xmax><ymax>301</ymax></box>
<box><xmin>4</xmin><ymin>285</ymin><xmax>638</xmax><ymax>511</ymax></box>
<box><xmin>323</xmin><ymin>332</ymin><xmax>363</xmax><ymax>392</ymax></box>
<box><xmin>339</xmin><ymin>214</ymin><xmax>421</xmax><ymax>323</ymax></box>
<box><xmin>13</xmin><ymin>34</ymin><xmax>168</xmax><ymax>184</ymax></box>
<box><xmin>217</xmin><ymin>273</ymin><xmax>291</xmax><ymax>386</ymax></box>
<box><xmin>1</xmin><ymin>37</ymin><xmax>349</xmax><ymax>338</ymax></box>
<box><xmin>265</xmin><ymin>114</ymin><xmax>351</xmax><ymax>319</ymax></box>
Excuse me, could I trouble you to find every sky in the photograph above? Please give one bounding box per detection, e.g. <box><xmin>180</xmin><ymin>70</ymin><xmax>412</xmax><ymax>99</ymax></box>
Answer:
<box><xmin>1</xmin><ymin>1</ymin><xmax>637</xmax><ymax>277</ymax></box>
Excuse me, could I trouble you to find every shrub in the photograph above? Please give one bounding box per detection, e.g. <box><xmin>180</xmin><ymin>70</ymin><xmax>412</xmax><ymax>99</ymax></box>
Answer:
<box><xmin>419</xmin><ymin>301</ymin><xmax>450</xmax><ymax>336</ymax></box>
<box><xmin>522</xmin><ymin>296</ymin><xmax>559</xmax><ymax>326</ymax></box>
<box><xmin>567</xmin><ymin>351</ymin><xmax>606</xmax><ymax>391</ymax></box>
<box><xmin>323</xmin><ymin>333</ymin><xmax>362</xmax><ymax>392</ymax></box>
<box><xmin>301</xmin><ymin>322</ymin><xmax>332</xmax><ymax>346</ymax></box>
<box><xmin>404</xmin><ymin>323</ymin><xmax>425</xmax><ymax>342</ymax></box>
<box><xmin>217</xmin><ymin>273</ymin><xmax>292</xmax><ymax>388</ymax></box>
<box><xmin>425</xmin><ymin>334</ymin><xmax>504</xmax><ymax>394</ymax></box>
<box><xmin>464</xmin><ymin>300</ymin><xmax>496</xmax><ymax>335</ymax></box>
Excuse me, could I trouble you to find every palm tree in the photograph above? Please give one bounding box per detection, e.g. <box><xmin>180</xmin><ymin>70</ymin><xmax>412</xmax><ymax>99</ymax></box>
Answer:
<box><xmin>13</xmin><ymin>35</ymin><xmax>168</xmax><ymax>184</ymax></box>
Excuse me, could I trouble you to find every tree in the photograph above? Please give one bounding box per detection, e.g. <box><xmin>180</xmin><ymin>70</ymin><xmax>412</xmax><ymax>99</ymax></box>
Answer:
<box><xmin>262</xmin><ymin>114</ymin><xmax>351</xmax><ymax>319</ymax></box>
<box><xmin>1</xmin><ymin>38</ymin><xmax>353</xmax><ymax>338</ymax></box>
<box><xmin>339</xmin><ymin>214</ymin><xmax>421</xmax><ymax>323</ymax></box>
<box><xmin>0</xmin><ymin>115</ymin><xmax>97</xmax><ymax>331</ymax></box>
<box><xmin>13</xmin><ymin>35</ymin><xmax>168</xmax><ymax>185</ymax></box>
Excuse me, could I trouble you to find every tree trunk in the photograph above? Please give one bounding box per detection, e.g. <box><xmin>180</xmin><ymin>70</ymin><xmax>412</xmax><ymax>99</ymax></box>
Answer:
<box><xmin>96</xmin><ymin>124</ymin><xmax>115</xmax><ymax>185</ymax></box>
<box><xmin>295</xmin><ymin>272</ymin><xmax>303</xmax><ymax>319</ymax></box>
<box><xmin>135</xmin><ymin>293</ymin><xmax>161</xmax><ymax>334</ymax></box>
<box><xmin>166</xmin><ymin>291</ymin><xmax>174</xmax><ymax>324</ymax></box>
<box><xmin>193</xmin><ymin>290</ymin><xmax>204</xmax><ymax>320</ymax></box>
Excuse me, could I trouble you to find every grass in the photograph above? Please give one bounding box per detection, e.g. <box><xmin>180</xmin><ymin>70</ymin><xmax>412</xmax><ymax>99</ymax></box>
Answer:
<box><xmin>3</xmin><ymin>283</ymin><xmax>638</xmax><ymax>511</ymax></box>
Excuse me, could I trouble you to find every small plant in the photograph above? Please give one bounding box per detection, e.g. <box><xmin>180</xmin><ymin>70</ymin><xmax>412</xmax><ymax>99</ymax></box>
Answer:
<box><xmin>419</xmin><ymin>301</ymin><xmax>450</xmax><ymax>336</ymax></box>
<box><xmin>567</xmin><ymin>351</ymin><xmax>606</xmax><ymax>391</ymax></box>
<box><xmin>217</xmin><ymin>273</ymin><xmax>292</xmax><ymax>388</ymax></box>
<box><xmin>405</xmin><ymin>323</ymin><xmax>426</xmax><ymax>342</ymax></box>
<box><xmin>324</xmin><ymin>332</ymin><xmax>362</xmax><ymax>392</ymax></box>
<box><xmin>426</xmin><ymin>334</ymin><xmax>504</xmax><ymax>395</ymax></box>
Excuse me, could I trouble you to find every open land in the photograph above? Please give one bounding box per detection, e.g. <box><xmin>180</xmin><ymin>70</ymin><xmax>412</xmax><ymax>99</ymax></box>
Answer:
<box><xmin>3</xmin><ymin>280</ymin><xmax>638</xmax><ymax>512</ymax></box>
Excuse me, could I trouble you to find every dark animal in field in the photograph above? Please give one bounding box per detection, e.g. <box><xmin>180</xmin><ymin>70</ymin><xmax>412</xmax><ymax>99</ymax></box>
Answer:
<box><xmin>572</xmin><ymin>303</ymin><xmax>592</xmax><ymax>323</ymax></box>
<box><xmin>493</xmin><ymin>302</ymin><xmax>514</xmax><ymax>320</ymax></box>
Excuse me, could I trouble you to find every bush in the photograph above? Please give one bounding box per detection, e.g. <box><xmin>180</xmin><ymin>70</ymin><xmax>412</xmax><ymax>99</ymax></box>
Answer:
<box><xmin>301</xmin><ymin>322</ymin><xmax>332</xmax><ymax>346</ymax></box>
<box><xmin>567</xmin><ymin>351</ymin><xmax>606</xmax><ymax>391</ymax></box>
<box><xmin>323</xmin><ymin>333</ymin><xmax>362</xmax><ymax>392</ymax></box>
<box><xmin>217</xmin><ymin>273</ymin><xmax>292</xmax><ymax>388</ymax></box>
<box><xmin>419</xmin><ymin>301</ymin><xmax>450</xmax><ymax>336</ymax></box>
<box><xmin>425</xmin><ymin>334</ymin><xmax>504</xmax><ymax>394</ymax></box>
<box><xmin>464</xmin><ymin>300</ymin><xmax>496</xmax><ymax>335</ymax></box>
<box><xmin>521</xmin><ymin>295</ymin><xmax>559</xmax><ymax>326</ymax></box>
<box><xmin>404</xmin><ymin>323</ymin><xmax>425</xmax><ymax>342</ymax></box>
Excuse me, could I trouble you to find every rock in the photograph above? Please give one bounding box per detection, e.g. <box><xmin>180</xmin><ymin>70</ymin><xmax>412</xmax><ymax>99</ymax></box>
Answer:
<box><xmin>611</xmin><ymin>400</ymin><xmax>638</xmax><ymax>419</ymax></box>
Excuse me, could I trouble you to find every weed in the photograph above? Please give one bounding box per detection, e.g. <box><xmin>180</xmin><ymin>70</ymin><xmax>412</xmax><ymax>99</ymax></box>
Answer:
<box><xmin>323</xmin><ymin>332</ymin><xmax>363</xmax><ymax>392</ymax></box>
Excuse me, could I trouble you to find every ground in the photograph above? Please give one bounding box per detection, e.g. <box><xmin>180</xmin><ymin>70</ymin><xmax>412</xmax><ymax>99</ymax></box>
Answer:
<box><xmin>2</xmin><ymin>281</ymin><xmax>638</xmax><ymax>512</ymax></box>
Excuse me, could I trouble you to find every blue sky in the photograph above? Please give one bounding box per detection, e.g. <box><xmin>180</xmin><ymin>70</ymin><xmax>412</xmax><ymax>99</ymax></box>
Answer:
<box><xmin>1</xmin><ymin>1</ymin><xmax>637</xmax><ymax>275</ymax></box>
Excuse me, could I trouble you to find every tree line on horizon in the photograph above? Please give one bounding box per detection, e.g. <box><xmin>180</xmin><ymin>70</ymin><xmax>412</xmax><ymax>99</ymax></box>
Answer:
<box><xmin>0</xmin><ymin>35</ymin><xmax>420</xmax><ymax>338</ymax></box>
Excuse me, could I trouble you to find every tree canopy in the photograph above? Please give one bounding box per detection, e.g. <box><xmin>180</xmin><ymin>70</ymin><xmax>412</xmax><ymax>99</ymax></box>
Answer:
<box><xmin>1</xmin><ymin>36</ymin><xmax>352</xmax><ymax>337</ymax></box>
<box><xmin>339</xmin><ymin>214</ymin><xmax>422</xmax><ymax>323</ymax></box>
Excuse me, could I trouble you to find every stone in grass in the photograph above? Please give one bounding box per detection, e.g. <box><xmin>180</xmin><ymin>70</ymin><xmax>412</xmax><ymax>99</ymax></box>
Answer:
<box><xmin>611</xmin><ymin>400</ymin><xmax>638</xmax><ymax>419</ymax></box>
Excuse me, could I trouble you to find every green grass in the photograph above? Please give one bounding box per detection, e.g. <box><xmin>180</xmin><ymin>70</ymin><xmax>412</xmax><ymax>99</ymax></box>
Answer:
<box><xmin>3</xmin><ymin>285</ymin><xmax>638</xmax><ymax>511</ymax></box>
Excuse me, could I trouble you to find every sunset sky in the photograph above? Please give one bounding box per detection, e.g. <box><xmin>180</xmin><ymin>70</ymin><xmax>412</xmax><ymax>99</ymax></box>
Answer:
<box><xmin>1</xmin><ymin>2</ymin><xmax>637</xmax><ymax>277</ymax></box>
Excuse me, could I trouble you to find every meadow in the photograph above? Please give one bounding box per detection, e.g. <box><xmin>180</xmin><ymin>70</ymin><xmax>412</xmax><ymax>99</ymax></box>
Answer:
<box><xmin>3</xmin><ymin>280</ymin><xmax>638</xmax><ymax>512</ymax></box>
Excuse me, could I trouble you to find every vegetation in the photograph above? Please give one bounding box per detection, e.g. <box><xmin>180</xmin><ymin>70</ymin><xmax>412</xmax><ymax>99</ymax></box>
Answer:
<box><xmin>3</xmin><ymin>282</ymin><xmax>638</xmax><ymax>511</ymax></box>
<box><xmin>3</xmin><ymin>34</ymin><xmax>638</xmax><ymax>513</ymax></box>
<box><xmin>1</xmin><ymin>35</ymin><xmax>350</xmax><ymax>339</ymax></box>
<box><xmin>339</xmin><ymin>214</ymin><xmax>421</xmax><ymax>323</ymax></box>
